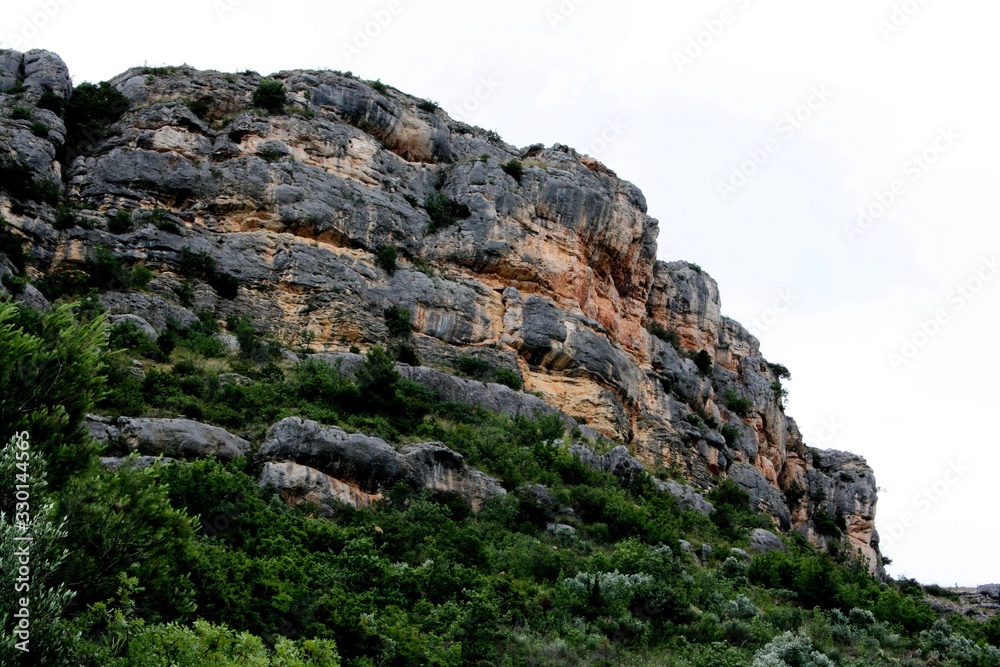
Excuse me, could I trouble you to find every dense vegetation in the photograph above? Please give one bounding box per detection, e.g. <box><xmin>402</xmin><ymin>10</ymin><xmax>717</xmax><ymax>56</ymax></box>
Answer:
<box><xmin>2</xmin><ymin>298</ymin><xmax>999</xmax><ymax>666</ymax></box>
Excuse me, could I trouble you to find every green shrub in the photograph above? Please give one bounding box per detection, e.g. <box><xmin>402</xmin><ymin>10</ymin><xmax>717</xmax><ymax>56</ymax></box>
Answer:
<box><xmin>647</xmin><ymin>321</ymin><xmax>681</xmax><ymax>349</ymax></box>
<box><xmin>54</xmin><ymin>204</ymin><xmax>81</xmax><ymax>229</ymax></box>
<box><xmin>37</xmin><ymin>91</ymin><xmax>66</xmax><ymax>114</ymax></box>
<box><xmin>130</xmin><ymin>264</ymin><xmax>154</xmax><ymax>289</ymax></box>
<box><xmin>370</xmin><ymin>79</ymin><xmax>388</xmax><ymax>94</ymax></box>
<box><xmin>0</xmin><ymin>158</ymin><xmax>61</xmax><ymax>205</ymax></box>
<box><xmin>177</xmin><ymin>248</ymin><xmax>239</xmax><ymax>299</ymax></box>
<box><xmin>107</xmin><ymin>209</ymin><xmax>134</xmax><ymax>234</ymax></box>
<box><xmin>812</xmin><ymin>507</ymin><xmax>843</xmax><ymax>537</ymax></box>
<box><xmin>783</xmin><ymin>481</ymin><xmax>806</xmax><ymax>508</ymax></box>
<box><xmin>176</xmin><ymin>280</ymin><xmax>195</xmax><ymax>307</ymax></box>
<box><xmin>65</xmin><ymin>81</ymin><xmax>129</xmax><ymax>157</ymax></box>
<box><xmin>30</xmin><ymin>120</ymin><xmax>50</xmax><ymax>138</ymax></box>
<box><xmin>424</xmin><ymin>193</ymin><xmax>471</xmax><ymax>233</ymax></box>
<box><xmin>1</xmin><ymin>274</ymin><xmax>27</xmax><ymax>295</ymax></box>
<box><xmin>494</xmin><ymin>368</ymin><xmax>523</xmax><ymax>390</ymax></box>
<box><xmin>375</xmin><ymin>244</ymin><xmax>397</xmax><ymax>275</ymax></box>
<box><xmin>694</xmin><ymin>350</ymin><xmax>713</xmax><ymax>375</ymax></box>
<box><xmin>255</xmin><ymin>146</ymin><xmax>286</xmax><ymax>163</ymax></box>
<box><xmin>227</xmin><ymin>315</ymin><xmax>277</xmax><ymax>362</ymax></box>
<box><xmin>10</xmin><ymin>106</ymin><xmax>31</xmax><ymax>120</ymax></box>
<box><xmin>769</xmin><ymin>362</ymin><xmax>792</xmax><ymax>380</ymax></box>
<box><xmin>720</xmin><ymin>424</ymin><xmax>740</xmax><ymax>446</ymax></box>
<box><xmin>384</xmin><ymin>306</ymin><xmax>413</xmax><ymax>337</ymax></box>
<box><xmin>723</xmin><ymin>388</ymin><xmax>752</xmax><ymax>416</ymax></box>
<box><xmin>146</xmin><ymin>208</ymin><xmax>180</xmax><ymax>234</ymax></box>
<box><xmin>501</xmin><ymin>159</ymin><xmax>524</xmax><ymax>184</ymax></box>
<box><xmin>417</xmin><ymin>99</ymin><xmax>438</xmax><ymax>112</ymax></box>
<box><xmin>457</xmin><ymin>355</ymin><xmax>492</xmax><ymax>379</ymax></box>
<box><xmin>185</xmin><ymin>96</ymin><xmax>211</xmax><ymax>118</ymax></box>
<box><xmin>392</xmin><ymin>341</ymin><xmax>420</xmax><ymax>366</ymax></box>
<box><xmin>252</xmin><ymin>78</ymin><xmax>286</xmax><ymax>113</ymax></box>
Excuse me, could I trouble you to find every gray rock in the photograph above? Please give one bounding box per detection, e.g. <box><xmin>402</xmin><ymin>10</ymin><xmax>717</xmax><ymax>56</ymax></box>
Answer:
<box><xmin>108</xmin><ymin>314</ymin><xmax>157</xmax><ymax>339</ymax></box>
<box><xmin>729</xmin><ymin>548</ymin><xmax>749</xmax><ymax>560</ymax></box>
<box><xmin>727</xmin><ymin>463</ymin><xmax>792</xmax><ymax>530</ymax></box>
<box><xmin>218</xmin><ymin>373</ymin><xmax>252</xmax><ymax>387</ymax></box>
<box><xmin>108</xmin><ymin>417</ymin><xmax>250</xmax><ymax>461</ymax></box>
<box><xmin>259</xmin><ymin>461</ymin><xmax>381</xmax><ymax>514</ymax></box>
<box><xmin>978</xmin><ymin>584</ymin><xmax>1000</xmax><ymax>601</ymax></box>
<box><xmin>100</xmin><ymin>292</ymin><xmax>197</xmax><ymax>331</ymax></box>
<box><xmin>700</xmin><ymin>543</ymin><xmax>713</xmax><ymax>561</ymax></box>
<box><xmin>749</xmin><ymin>529</ymin><xmax>785</xmax><ymax>553</ymax></box>
<box><xmin>260</xmin><ymin>417</ymin><xmax>505</xmax><ymax>511</ymax></box>
<box><xmin>100</xmin><ymin>455</ymin><xmax>178</xmax><ymax>470</ymax></box>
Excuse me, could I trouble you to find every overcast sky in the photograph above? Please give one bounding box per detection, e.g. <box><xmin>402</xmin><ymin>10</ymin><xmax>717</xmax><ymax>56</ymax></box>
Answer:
<box><xmin>5</xmin><ymin>0</ymin><xmax>998</xmax><ymax>586</ymax></box>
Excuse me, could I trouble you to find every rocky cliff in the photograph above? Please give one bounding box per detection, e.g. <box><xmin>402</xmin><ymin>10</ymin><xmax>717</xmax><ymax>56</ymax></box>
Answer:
<box><xmin>0</xmin><ymin>49</ymin><xmax>882</xmax><ymax>571</ymax></box>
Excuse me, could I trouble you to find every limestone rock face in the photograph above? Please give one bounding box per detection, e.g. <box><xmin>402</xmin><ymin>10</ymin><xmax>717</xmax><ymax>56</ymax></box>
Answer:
<box><xmin>88</xmin><ymin>416</ymin><xmax>251</xmax><ymax>462</ymax></box>
<box><xmin>2</xmin><ymin>53</ymin><xmax>881</xmax><ymax>571</ymax></box>
<box><xmin>260</xmin><ymin>417</ymin><xmax>506</xmax><ymax>511</ymax></box>
<box><xmin>258</xmin><ymin>461</ymin><xmax>383</xmax><ymax>515</ymax></box>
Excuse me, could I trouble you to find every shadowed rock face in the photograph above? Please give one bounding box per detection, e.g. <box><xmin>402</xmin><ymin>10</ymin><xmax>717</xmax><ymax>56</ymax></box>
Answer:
<box><xmin>259</xmin><ymin>417</ymin><xmax>506</xmax><ymax>511</ymax></box>
<box><xmin>2</xmin><ymin>50</ymin><xmax>881</xmax><ymax>571</ymax></box>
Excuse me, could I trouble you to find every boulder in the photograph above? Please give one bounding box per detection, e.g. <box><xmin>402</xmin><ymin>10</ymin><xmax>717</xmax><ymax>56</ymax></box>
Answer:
<box><xmin>92</xmin><ymin>417</ymin><xmax>250</xmax><ymax>461</ymax></box>
<box><xmin>749</xmin><ymin>529</ymin><xmax>785</xmax><ymax>553</ymax></box>
<box><xmin>259</xmin><ymin>461</ymin><xmax>382</xmax><ymax>514</ymax></box>
<box><xmin>260</xmin><ymin>417</ymin><xmax>505</xmax><ymax>511</ymax></box>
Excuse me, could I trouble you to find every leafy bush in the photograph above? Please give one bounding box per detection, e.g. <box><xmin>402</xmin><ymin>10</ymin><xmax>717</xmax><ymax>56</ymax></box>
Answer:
<box><xmin>383</xmin><ymin>306</ymin><xmax>413</xmax><ymax>337</ymax></box>
<box><xmin>369</xmin><ymin>79</ymin><xmax>388</xmax><ymax>94</ymax></box>
<box><xmin>648</xmin><ymin>321</ymin><xmax>681</xmax><ymax>349</ymax></box>
<box><xmin>106</xmin><ymin>209</ymin><xmax>134</xmax><ymax>234</ymax></box>
<box><xmin>694</xmin><ymin>349</ymin><xmax>713</xmax><ymax>375</ymax></box>
<box><xmin>501</xmin><ymin>159</ymin><xmax>524</xmax><ymax>184</ymax></box>
<box><xmin>10</xmin><ymin>106</ymin><xmax>31</xmax><ymax>120</ymax></box>
<box><xmin>37</xmin><ymin>91</ymin><xmax>66</xmax><ymax>114</ymax></box>
<box><xmin>30</xmin><ymin>120</ymin><xmax>50</xmax><ymax>138</ymax></box>
<box><xmin>720</xmin><ymin>424</ymin><xmax>740</xmax><ymax>446</ymax></box>
<box><xmin>252</xmin><ymin>78</ymin><xmax>286</xmax><ymax>113</ymax></box>
<box><xmin>177</xmin><ymin>247</ymin><xmax>239</xmax><ymax>299</ymax></box>
<box><xmin>424</xmin><ymin>193</ymin><xmax>471</xmax><ymax>233</ymax></box>
<box><xmin>417</xmin><ymin>99</ymin><xmax>438</xmax><ymax>112</ymax></box>
<box><xmin>65</xmin><ymin>81</ymin><xmax>129</xmax><ymax>157</ymax></box>
<box><xmin>255</xmin><ymin>146</ymin><xmax>287</xmax><ymax>163</ymax></box>
<box><xmin>752</xmin><ymin>631</ymin><xmax>833</xmax><ymax>667</ymax></box>
<box><xmin>494</xmin><ymin>368</ymin><xmax>523</xmax><ymax>391</ymax></box>
<box><xmin>146</xmin><ymin>208</ymin><xmax>180</xmax><ymax>234</ymax></box>
<box><xmin>723</xmin><ymin>388</ymin><xmax>752</xmax><ymax>416</ymax></box>
<box><xmin>374</xmin><ymin>244</ymin><xmax>397</xmax><ymax>275</ymax></box>
<box><xmin>0</xmin><ymin>158</ymin><xmax>61</xmax><ymax>205</ymax></box>
<box><xmin>457</xmin><ymin>355</ymin><xmax>492</xmax><ymax>379</ymax></box>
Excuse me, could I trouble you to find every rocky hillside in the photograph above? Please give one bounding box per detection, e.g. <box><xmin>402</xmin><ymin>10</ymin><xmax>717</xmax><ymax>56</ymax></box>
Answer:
<box><xmin>0</xmin><ymin>49</ymin><xmax>880</xmax><ymax>572</ymax></box>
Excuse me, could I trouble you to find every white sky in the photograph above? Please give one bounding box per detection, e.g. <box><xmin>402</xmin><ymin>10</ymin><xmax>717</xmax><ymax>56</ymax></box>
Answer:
<box><xmin>5</xmin><ymin>0</ymin><xmax>998</xmax><ymax>586</ymax></box>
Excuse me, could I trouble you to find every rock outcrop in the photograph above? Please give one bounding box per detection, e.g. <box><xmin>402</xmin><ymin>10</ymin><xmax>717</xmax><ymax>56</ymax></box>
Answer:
<box><xmin>1</xmin><ymin>50</ymin><xmax>881</xmax><ymax>570</ymax></box>
<box><xmin>87</xmin><ymin>415</ymin><xmax>251</xmax><ymax>462</ymax></box>
<box><xmin>259</xmin><ymin>417</ymin><xmax>506</xmax><ymax>511</ymax></box>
